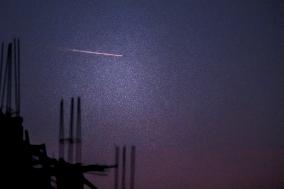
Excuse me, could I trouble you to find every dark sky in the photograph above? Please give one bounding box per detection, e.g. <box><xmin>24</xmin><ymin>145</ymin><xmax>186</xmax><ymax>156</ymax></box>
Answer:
<box><xmin>1</xmin><ymin>0</ymin><xmax>284</xmax><ymax>188</ymax></box>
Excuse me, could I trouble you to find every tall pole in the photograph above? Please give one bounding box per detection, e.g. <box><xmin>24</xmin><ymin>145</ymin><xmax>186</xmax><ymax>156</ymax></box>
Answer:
<box><xmin>68</xmin><ymin>98</ymin><xmax>74</xmax><ymax>163</ymax></box>
<box><xmin>59</xmin><ymin>99</ymin><xmax>65</xmax><ymax>159</ymax></box>
<box><xmin>16</xmin><ymin>38</ymin><xmax>20</xmax><ymax>114</ymax></box>
<box><xmin>13</xmin><ymin>39</ymin><xmax>18</xmax><ymax>115</ymax></box>
<box><xmin>121</xmin><ymin>146</ymin><xmax>126</xmax><ymax>189</ymax></box>
<box><xmin>0</xmin><ymin>42</ymin><xmax>4</xmax><ymax>110</ymax></box>
<box><xmin>1</xmin><ymin>44</ymin><xmax>8</xmax><ymax>112</ymax></box>
<box><xmin>75</xmin><ymin>97</ymin><xmax>82</xmax><ymax>163</ymax></box>
<box><xmin>6</xmin><ymin>43</ymin><xmax>12</xmax><ymax>114</ymax></box>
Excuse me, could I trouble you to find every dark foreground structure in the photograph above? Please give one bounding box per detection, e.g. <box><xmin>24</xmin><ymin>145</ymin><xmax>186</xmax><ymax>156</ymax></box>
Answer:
<box><xmin>0</xmin><ymin>39</ymin><xmax>116</xmax><ymax>189</ymax></box>
<box><xmin>1</xmin><ymin>112</ymin><xmax>117</xmax><ymax>189</ymax></box>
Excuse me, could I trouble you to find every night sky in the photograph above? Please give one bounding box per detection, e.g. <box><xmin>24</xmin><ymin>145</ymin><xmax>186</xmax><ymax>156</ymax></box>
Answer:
<box><xmin>1</xmin><ymin>0</ymin><xmax>284</xmax><ymax>188</ymax></box>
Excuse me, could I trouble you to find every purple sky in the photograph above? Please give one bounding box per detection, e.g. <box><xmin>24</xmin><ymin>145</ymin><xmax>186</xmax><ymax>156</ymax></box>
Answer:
<box><xmin>1</xmin><ymin>0</ymin><xmax>284</xmax><ymax>188</ymax></box>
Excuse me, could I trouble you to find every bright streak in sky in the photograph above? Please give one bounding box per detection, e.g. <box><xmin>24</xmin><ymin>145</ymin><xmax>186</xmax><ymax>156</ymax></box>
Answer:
<box><xmin>64</xmin><ymin>48</ymin><xmax>123</xmax><ymax>57</ymax></box>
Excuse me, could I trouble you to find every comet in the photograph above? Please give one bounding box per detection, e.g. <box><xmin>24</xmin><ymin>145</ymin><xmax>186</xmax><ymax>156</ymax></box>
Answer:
<box><xmin>60</xmin><ymin>47</ymin><xmax>123</xmax><ymax>57</ymax></box>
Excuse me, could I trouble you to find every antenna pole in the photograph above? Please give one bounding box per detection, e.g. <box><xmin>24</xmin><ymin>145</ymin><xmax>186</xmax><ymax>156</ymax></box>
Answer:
<box><xmin>6</xmin><ymin>44</ymin><xmax>12</xmax><ymax>114</ymax></box>
<box><xmin>68</xmin><ymin>98</ymin><xmax>74</xmax><ymax>163</ymax></box>
<box><xmin>0</xmin><ymin>42</ymin><xmax>4</xmax><ymax>112</ymax></box>
<box><xmin>75</xmin><ymin>97</ymin><xmax>82</xmax><ymax>163</ymax></box>
<box><xmin>121</xmin><ymin>146</ymin><xmax>126</xmax><ymax>189</ymax></box>
<box><xmin>1</xmin><ymin>44</ymin><xmax>8</xmax><ymax>112</ymax></box>
<box><xmin>59</xmin><ymin>99</ymin><xmax>65</xmax><ymax>159</ymax></box>
<box><xmin>17</xmin><ymin>38</ymin><xmax>20</xmax><ymax>114</ymax></box>
<box><xmin>13</xmin><ymin>39</ymin><xmax>18</xmax><ymax>115</ymax></box>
